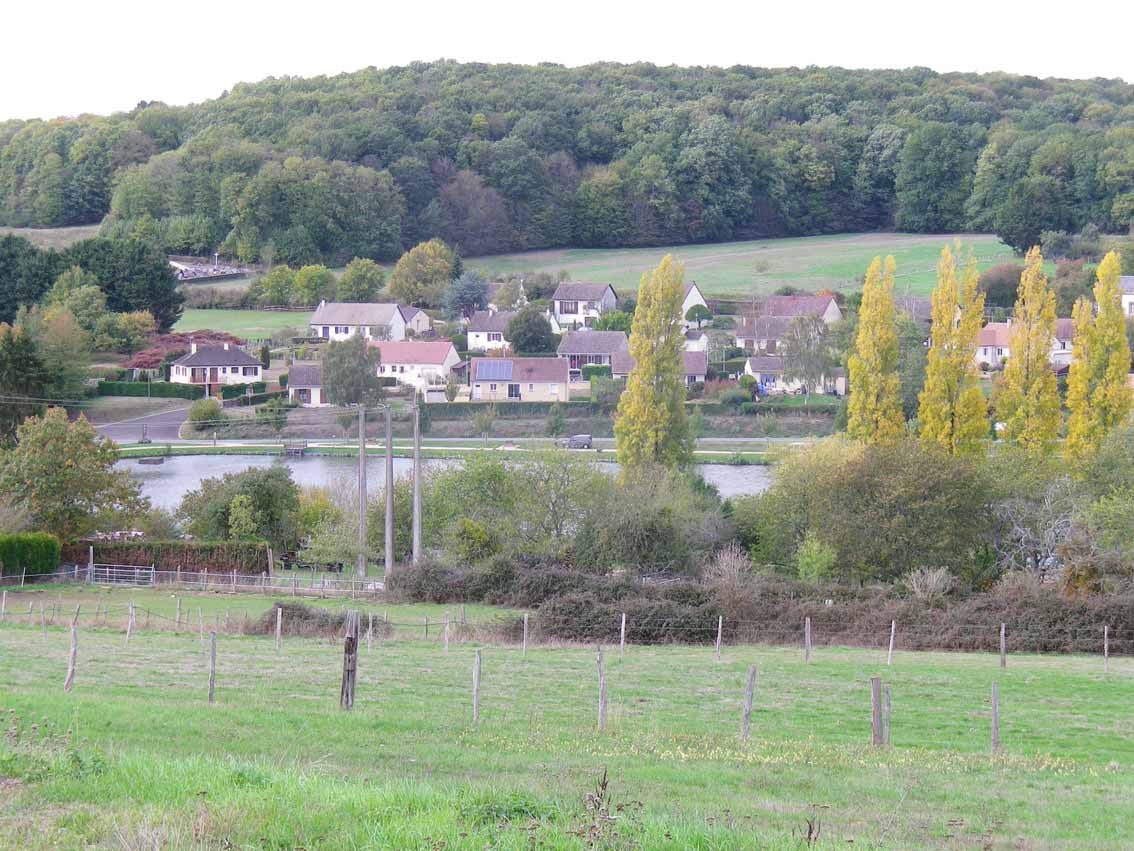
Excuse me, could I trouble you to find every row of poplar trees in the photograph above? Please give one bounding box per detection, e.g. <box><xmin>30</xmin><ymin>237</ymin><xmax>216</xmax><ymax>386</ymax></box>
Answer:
<box><xmin>847</xmin><ymin>245</ymin><xmax>1132</xmax><ymax>459</ymax></box>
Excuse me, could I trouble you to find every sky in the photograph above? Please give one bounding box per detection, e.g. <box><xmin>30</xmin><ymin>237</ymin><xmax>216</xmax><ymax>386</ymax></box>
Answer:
<box><xmin>5</xmin><ymin>0</ymin><xmax>1133</xmax><ymax>121</ymax></box>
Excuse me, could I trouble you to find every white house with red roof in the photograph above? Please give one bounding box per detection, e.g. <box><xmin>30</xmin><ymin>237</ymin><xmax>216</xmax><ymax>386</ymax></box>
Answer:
<box><xmin>976</xmin><ymin>318</ymin><xmax>1076</xmax><ymax>370</ymax></box>
<box><xmin>370</xmin><ymin>340</ymin><xmax>461</xmax><ymax>390</ymax></box>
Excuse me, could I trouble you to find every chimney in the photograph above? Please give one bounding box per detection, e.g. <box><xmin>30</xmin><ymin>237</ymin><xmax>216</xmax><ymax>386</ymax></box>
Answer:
<box><xmin>190</xmin><ymin>340</ymin><xmax>197</xmax><ymax>354</ymax></box>
<box><xmin>319</xmin><ymin>299</ymin><xmax>326</xmax><ymax>309</ymax></box>
<box><xmin>223</xmin><ymin>342</ymin><xmax>230</xmax><ymax>350</ymax></box>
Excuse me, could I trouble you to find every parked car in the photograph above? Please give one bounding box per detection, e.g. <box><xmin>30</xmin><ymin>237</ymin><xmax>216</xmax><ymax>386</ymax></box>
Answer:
<box><xmin>558</xmin><ymin>434</ymin><xmax>593</xmax><ymax>449</ymax></box>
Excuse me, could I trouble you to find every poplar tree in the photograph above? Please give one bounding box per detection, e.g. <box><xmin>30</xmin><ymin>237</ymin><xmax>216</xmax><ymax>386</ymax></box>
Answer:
<box><xmin>918</xmin><ymin>246</ymin><xmax>988</xmax><ymax>456</ymax></box>
<box><xmin>846</xmin><ymin>256</ymin><xmax>904</xmax><ymax>444</ymax></box>
<box><xmin>614</xmin><ymin>254</ymin><xmax>692</xmax><ymax>470</ymax></box>
<box><xmin>997</xmin><ymin>247</ymin><xmax>1060</xmax><ymax>453</ymax></box>
<box><xmin>1065</xmin><ymin>251</ymin><xmax>1132</xmax><ymax>461</ymax></box>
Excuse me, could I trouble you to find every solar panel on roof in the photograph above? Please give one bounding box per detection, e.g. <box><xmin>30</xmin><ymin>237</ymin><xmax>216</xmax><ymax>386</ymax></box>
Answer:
<box><xmin>476</xmin><ymin>360</ymin><xmax>513</xmax><ymax>381</ymax></box>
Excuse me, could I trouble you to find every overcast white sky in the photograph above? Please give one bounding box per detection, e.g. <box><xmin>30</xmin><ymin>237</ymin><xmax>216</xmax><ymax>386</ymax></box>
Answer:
<box><xmin>5</xmin><ymin>0</ymin><xmax>1132</xmax><ymax>121</ymax></box>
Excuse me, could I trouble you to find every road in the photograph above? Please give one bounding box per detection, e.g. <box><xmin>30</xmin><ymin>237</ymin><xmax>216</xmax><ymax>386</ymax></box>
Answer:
<box><xmin>96</xmin><ymin>406</ymin><xmax>189</xmax><ymax>443</ymax></box>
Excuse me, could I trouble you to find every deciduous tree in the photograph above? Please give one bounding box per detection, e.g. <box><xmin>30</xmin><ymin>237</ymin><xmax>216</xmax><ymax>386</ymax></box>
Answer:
<box><xmin>505</xmin><ymin>306</ymin><xmax>555</xmax><ymax>354</ymax></box>
<box><xmin>336</xmin><ymin>258</ymin><xmax>385</xmax><ymax>302</ymax></box>
<box><xmin>846</xmin><ymin>256</ymin><xmax>904</xmax><ymax>444</ymax></box>
<box><xmin>388</xmin><ymin>239</ymin><xmax>457</xmax><ymax>307</ymax></box>
<box><xmin>322</xmin><ymin>334</ymin><xmax>384</xmax><ymax>407</ymax></box>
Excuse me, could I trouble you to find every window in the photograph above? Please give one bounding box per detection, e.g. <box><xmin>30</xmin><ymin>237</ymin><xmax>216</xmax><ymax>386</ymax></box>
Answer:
<box><xmin>586</xmin><ymin>300</ymin><xmax>598</xmax><ymax>310</ymax></box>
<box><xmin>334</xmin><ymin>325</ymin><xmax>349</xmax><ymax>335</ymax></box>
<box><xmin>398</xmin><ymin>365</ymin><xmax>405</xmax><ymax>373</ymax></box>
<box><xmin>549</xmin><ymin>383</ymin><xmax>558</xmax><ymax>394</ymax></box>
<box><xmin>528</xmin><ymin>384</ymin><xmax>534</xmax><ymax>391</ymax></box>
<box><xmin>490</xmin><ymin>383</ymin><xmax>497</xmax><ymax>391</ymax></box>
<box><xmin>488</xmin><ymin>332</ymin><xmax>502</xmax><ymax>342</ymax></box>
<box><xmin>560</xmin><ymin>300</ymin><xmax>578</xmax><ymax>314</ymax></box>
<box><xmin>321</xmin><ymin>326</ymin><xmax>329</xmax><ymax>337</ymax></box>
<box><xmin>243</xmin><ymin>366</ymin><xmax>257</xmax><ymax>376</ymax></box>
<box><xmin>508</xmin><ymin>383</ymin><xmax>521</xmax><ymax>399</ymax></box>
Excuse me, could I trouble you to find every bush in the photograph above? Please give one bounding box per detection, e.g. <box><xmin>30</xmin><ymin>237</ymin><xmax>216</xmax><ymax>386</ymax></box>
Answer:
<box><xmin>60</xmin><ymin>539</ymin><xmax>271</xmax><ymax>573</ymax></box>
<box><xmin>718</xmin><ymin>388</ymin><xmax>750</xmax><ymax>407</ymax></box>
<box><xmin>739</xmin><ymin>401</ymin><xmax>760</xmax><ymax>415</ymax></box>
<box><xmin>452</xmin><ymin>517</ymin><xmax>499</xmax><ymax>562</ymax></box>
<box><xmin>97</xmin><ymin>381</ymin><xmax>204</xmax><ymax>400</ymax></box>
<box><xmin>0</xmin><ymin>533</ymin><xmax>60</xmax><ymax>576</ymax></box>
<box><xmin>188</xmin><ymin>399</ymin><xmax>225</xmax><ymax>428</ymax></box>
<box><xmin>249</xmin><ymin>602</ymin><xmax>392</xmax><ymax>639</ymax></box>
<box><xmin>386</xmin><ymin>559</ymin><xmax>465</xmax><ymax>603</ymax></box>
<box><xmin>581</xmin><ymin>364</ymin><xmax>612</xmax><ymax>380</ymax></box>
<box><xmin>279</xmin><ymin>373</ymin><xmax>288</xmax><ymax>388</ymax></box>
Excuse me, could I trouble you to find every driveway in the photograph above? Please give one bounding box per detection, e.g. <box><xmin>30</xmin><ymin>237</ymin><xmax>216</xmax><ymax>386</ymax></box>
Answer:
<box><xmin>96</xmin><ymin>406</ymin><xmax>189</xmax><ymax>443</ymax></box>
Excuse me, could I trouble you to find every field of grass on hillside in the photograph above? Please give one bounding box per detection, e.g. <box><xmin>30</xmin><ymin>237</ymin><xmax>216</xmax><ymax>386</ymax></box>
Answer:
<box><xmin>174</xmin><ymin>308</ymin><xmax>309</xmax><ymax>337</ymax></box>
<box><xmin>1</xmin><ymin>586</ymin><xmax>1131</xmax><ymax>849</ymax></box>
<box><xmin>0</xmin><ymin>224</ymin><xmax>101</xmax><ymax>250</ymax></box>
<box><xmin>468</xmin><ymin>232</ymin><xmax>1016</xmax><ymax>298</ymax></box>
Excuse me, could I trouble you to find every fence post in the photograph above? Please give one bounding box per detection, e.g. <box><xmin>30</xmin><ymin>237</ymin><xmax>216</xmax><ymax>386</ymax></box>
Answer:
<box><xmin>125</xmin><ymin>603</ymin><xmax>135</xmax><ymax>644</ymax></box>
<box><xmin>275</xmin><ymin>605</ymin><xmax>282</xmax><ymax>652</ymax></box>
<box><xmin>461</xmin><ymin>604</ymin><xmax>466</xmax><ymax>625</ymax></box>
<box><xmin>232</xmin><ymin>570</ymin><xmax>236</xmax><ymax>593</ymax></box>
<box><xmin>208</xmin><ymin>632</ymin><xmax>217</xmax><ymax>704</ymax></box>
<box><xmin>175</xmin><ymin>597</ymin><xmax>181</xmax><ymax>629</ymax></box>
<box><xmin>367</xmin><ymin>612</ymin><xmax>373</xmax><ymax>652</ymax></box>
<box><xmin>87</xmin><ymin>546</ymin><xmax>94</xmax><ymax>583</ymax></box>
<box><xmin>1104</xmin><ymin>625</ymin><xmax>1110</xmax><ymax>674</ymax></box>
<box><xmin>63</xmin><ymin>624</ymin><xmax>78</xmax><ymax>692</ymax></box>
<box><xmin>883</xmin><ymin>683</ymin><xmax>892</xmax><ymax>747</ymax></box>
<box><xmin>150</xmin><ymin>565</ymin><xmax>156</xmax><ymax>587</ymax></box>
<box><xmin>176</xmin><ymin>565</ymin><xmax>181</xmax><ymax>585</ymax></box>
<box><xmin>472</xmin><ymin>648</ymin><xmax>482</xmax><ymax>725</ymax></box>
<box><xmin>887</xmin><ymin>620</ymin><xmax>896</xmax><ymax>666</ymax></box>
<box><xmin>198</xmin><ymin>608</ymin><xmax>204</xmax><ymax>649</ymax></box>
<box><xmin>423</xmin><ymin>616</ymin><xmax>429</xmax><ymax>640</ymax></box>
<box><xmin>741</xmin><ymin>664</ymin><xmax>758</xmax><ymax>741</ymax></box>
<box><xmin>999</xmin><ymin>623</ymin><xmax>1007</xmax><ymax>669</ymax></box>
<box><xmin>40</xmin><ymin>604</ymin><xmax>46</xmax><ymax>638</ymax></box>
<box><xmin>991</xmin><ymin>682</ymin><xmax>1001</xmax><ymax>754</ymax></box>
<box><xmin>715</xmin><ymin>615</ymin><xmax>723</xmax><ymax>661</ymax></box>
<box><xmin>444</xmin><ymin>615</ymin><xmax>450</xmax><ymax>654</ymax></box>
<box><xmin>870</xmin><ymin>676</ymin><xmax>883</xmax><ymax>748</ymax></box>
<box><xmin>804</xmin><ymin>617</ymin><xmax>812</xmax><ymax>663</ymax></box>
<box><xmin>597</xmin><ymin>645</ymin><xmax>607</xmax><ymax>732</ymax></box>
<box><xmin>20</xmin><ymin>567</ymin><xmax>25</xmax><ymax>588</ymax></box>
<box><xmin>522</xmin><ymin>613</ymin><xmax>529</xmax><ymax>657</ymax></box>
<box><xmin>619</xmin><ymin>612</ymin><xmax>626</xmax><ymax>657</ymax></box>
<box><xmin>1</xmin><ymin>590</ymin><xmax>5</xmax><ymax>621</ymax></box>
<box><xmin>340</xmin><ymin>611</ymin><xmax>359</xmax><ymax>710</ymax></box>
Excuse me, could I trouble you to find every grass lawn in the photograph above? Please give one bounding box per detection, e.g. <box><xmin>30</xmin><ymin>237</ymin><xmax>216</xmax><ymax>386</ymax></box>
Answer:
<box><xmin>174</xmin><ymin>308</ymin><xmax>310</xmax><ymax>338</ymax></box>
<box><xmin>78</xmin><ymin>396</ymin><xmax>189</xmax><ymax>425</ymax></box>
<box><xmin>0</xmin><ymin>224</ymin><xmax>101</xmax><ymax>250</ymax></box>
<box><xmin>1</xmin><ymin>586</ymin><xmax>1131</xmax><ymax>849</ymax></box>
<box><xmin>467</xmin><ymin>232</ymin><xmax>1016</xmax><ymax>299</ymax></box>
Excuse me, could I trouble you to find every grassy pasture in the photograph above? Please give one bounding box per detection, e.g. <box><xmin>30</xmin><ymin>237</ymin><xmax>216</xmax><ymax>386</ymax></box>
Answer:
<box><xmin>1</xmin><ymin>587</ymin><xmax>1132</xmax><ymax>849</ymax></box>
<box><xmin>173</xmin><ymin>308</ymin><xmax>309</xmax><ymax>338</ymax></box>
<box><xmin>0</xmin><ymin>224</ymin><xmax>101</xmax><ymax>250</ymax></box>
<box><xmin>467</xmin><ymin>232</ymin><xmax>1017</xmax><ymax>299</ymax></box>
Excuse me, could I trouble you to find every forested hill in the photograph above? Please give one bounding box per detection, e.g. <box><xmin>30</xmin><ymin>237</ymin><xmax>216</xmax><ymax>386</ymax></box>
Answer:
<box><xmin>2</xmin><ymin>62</ymin><xmax>1133</xmax><ymax>264</ymax></box>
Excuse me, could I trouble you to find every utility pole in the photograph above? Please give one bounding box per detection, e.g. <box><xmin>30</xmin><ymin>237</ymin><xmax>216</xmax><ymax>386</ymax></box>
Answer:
<box><xmin>357</xmin><ymin>406</ymin><xmax>367</xmax><ymax>577</ymax></box>
<box><xmin>412</xmin><ymin>397</ymin><xmax>422</xmax><ymax>563</ymax></box>
<box><xmin>384</xmin><ymin>407</ymin><xmax>394</xmax><ymax>578</ymax></box>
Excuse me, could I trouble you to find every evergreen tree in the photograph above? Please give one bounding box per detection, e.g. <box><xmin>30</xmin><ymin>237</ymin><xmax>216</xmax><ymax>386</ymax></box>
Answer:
<box><xmin>614</xmin><ymin>254</ymin><xmax>692</xmax><ymax>470</ymax></box>
<box><xmin>997</xmin><ymin>247</ymin><xmax>1060</xmax><ymax>453</ymax></box>
<box><xmin>1065</xmin><ymin>251</ymin><xmax>1133</xmax><ymax>461</ymax></box>
<box><xmin>0</xmin><ymin>324</ymin><xmax>50</xmax><ymax>445</ymax></box>
<box><xmin>918</xmin><ymin>246</ymin><xmax>988</xmax><ymax>456</ymax></box>
<box><xmin>846</xmin><ymin>256</ymin><xmax>904</xmax><ymax>444</ymax></box>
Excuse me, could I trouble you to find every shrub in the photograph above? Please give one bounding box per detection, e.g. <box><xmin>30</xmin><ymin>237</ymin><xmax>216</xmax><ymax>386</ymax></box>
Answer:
<box><xmin>188</xmin><ymin>399</ymin><xmax>225</xmax><ymax>428</ymax></box>
<box><xmin>739</xmin><ymin>401</ymin><xmax>760</xmax><ymax>415</ymax></box>
<box><xmin>60</xmin><ymin>539</ymin><xmax>270</xmax><ymax>573</ymax></box>
<box><xmin>581</xmin><ymin>364</ymin><xmax>612</xmax><ymax>380</ymax></box>
<box><xmin>902</xmin><ymin>566</ymin><xmax>955</xmax><ymax>602</ymax></box>
<box><xmin>96</xmin><ymin>380</ymin><xmax>204</xmax><ymax>399</ymax></box>
<box><xmin>796</xmin><ymin>532</ymin><xmax>836</xmax><ymax>583</ymax></box>
<box><xmin>279</xmin><ymin>373</ymin><xmax>288</xmax><ymax>388</ymax></box>
<box><xmin>386</xmin><ymin>559</ymin><xmax>465</xmax><ymax>603</ymax></box>
<box><xmin>0</xmin><ymin>533</ymin><xmax>60</xmax><ymax>576</ymax></box>
<box><xmin>452</xmin><ymin>517</ymin><xmax>499</xmax><ymax>563</ymax></box>
<box><xmin>249</xmin><ymin>602</ymin><xmax>392</xmax><ymax>639</ymax></box>
<box><xmin>718</xmin><ymin>388</ymin><xmax>750</xmax><ymax>407</ymax></box>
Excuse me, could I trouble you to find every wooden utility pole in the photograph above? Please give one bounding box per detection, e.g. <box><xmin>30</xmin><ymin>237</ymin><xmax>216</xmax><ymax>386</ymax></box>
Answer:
<box><xmin>384</xmin><ymin>407</ymin><xmax>394</xmax><ymax>578</ymax></box>
<box><xmin>357</xmin><ymin>406</ymin><xmax>367</xmax><ymax>577</ymax></box>
<box><xmin>340</xmin><ymin>611</ymin><xmax>359</xmax><ymax>709</ymax></box>
<box><xmin>412</xmin><ymin>398</ymin><xmax>422</xmax><ymax>564</ymax></box>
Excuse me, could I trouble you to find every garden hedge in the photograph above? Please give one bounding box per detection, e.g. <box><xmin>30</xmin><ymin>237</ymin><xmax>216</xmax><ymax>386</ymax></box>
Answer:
<box><xmin>97</xmin><ymin>381</ymin><xmax>204</xmax><ymax>400</ymax></box>
<box><xmin>0</xmin><ymin>533</ymin><xmax>61</xmax><ymax>576</ymax></box>
<box><xmin>61</xmin><ymin>540</ymin><xmax>271</xmax><ymax>574</ymax></box>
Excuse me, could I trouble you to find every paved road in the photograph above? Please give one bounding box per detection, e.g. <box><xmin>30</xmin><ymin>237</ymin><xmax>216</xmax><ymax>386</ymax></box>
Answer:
<box><xmin>96</xmin><ymin>407</ymin><xmax>189</xmax><ymax>443</ymax></box>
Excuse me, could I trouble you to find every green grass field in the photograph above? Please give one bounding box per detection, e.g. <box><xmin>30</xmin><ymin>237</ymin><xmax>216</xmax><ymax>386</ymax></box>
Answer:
<box><xmin>174</xmin><ymin>308</ymin><xmax>310</xmax><ymax>338</ymax></box>
<box><xmin>1</xmin><ymin>586</ymin><xmax>1131</xmax><ymax>849</ymax></box>
<box><xmin>0</xmin><ymin>224</ymin><xmax>101</xmax><ymax>250</ymax></box>
<box><xmin>468</xmin><ymin>232</ymin><xmax>1016</xmax><ymax>298</ymax></box>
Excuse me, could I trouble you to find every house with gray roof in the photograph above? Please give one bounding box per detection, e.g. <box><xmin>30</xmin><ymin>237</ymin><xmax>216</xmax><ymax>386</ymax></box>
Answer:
<box><xmin>551</xmin><ymin>282</ymin><xmax>617</xmax><ymax>330</ymax></box>
<box><xmin>287</xmin><ymin>364</ymin><xmax>327</xmax><ymax>407</ymax></box>
<box><xmin>556</xmin><ymin>329</ymin><xmax>629</xmax><ymax>377</ymax></box>
<box><xmin>611</xmin><ymin>350</ymin><xmax>708</xmax><ymax>386</ymax></box>
<box><xmin>467</xmin><ymin>310</ymin><xmax>517</xmax><ymax>352</ymax></box>
<box><xmin>170</xmin><ymin>342</ymin><xmax>262</xmax><ymax>395</ymax></box>
<box><xmin>309</xmin><ymin>300</ymin><xmax>407</xmax><ymax>342</ymax></box>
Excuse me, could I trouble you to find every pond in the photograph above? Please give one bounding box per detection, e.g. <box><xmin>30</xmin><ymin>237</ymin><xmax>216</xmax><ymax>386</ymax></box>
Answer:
<box><xmin>120</xmin><ymin>453</ymin><xmax>773</xmax><ymax>509</ymax></box>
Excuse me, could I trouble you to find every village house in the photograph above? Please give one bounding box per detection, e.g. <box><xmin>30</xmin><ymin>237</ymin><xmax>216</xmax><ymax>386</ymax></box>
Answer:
<box><xmin>467</xmin><ymin>310</ymin><xmax>517</xmax><ymax>352</ymax></box>
<box><xmin>287</xmin><ymin>364</ymin><xmax>327</xmax><ymax>407</ymax></box>
<box><xmin>550</xmin><ymin>282</ymin><xmax>618</xmax><ymax>330</ymax></box>
<box><xmin>401</xmin><ymin>306</ymin><xmax>432</xmax><ymax>336</ymax></box>
<box><xmin>371</xmin><ymin>340</ymin><xmax>461</xmax><ymax>390</ymax></box>
<box><xmin>744</xmin><ymin>354</ymin><xmax>846</xmax><ymax>395</ymax></box>
<box><xmin>309</xmin><ymin>301</ymin><xmax>407</xmax><ymax>342</ymax></box>
<box><xmin>611</xmin><ymin>350</ymin><xmax>709</xmax><ymax>386</ymax></box>
<box><xmin>556</xmin><ymin>330</ymin><xmax>629</xmax><ymax>378</ymax></box>
<box><xmin>470</xmin><ymin>357</ymin><xmax>569</xmax><ymax>402</ymax></box>
<box><xmin>761</xmin><ymin>294</ymin><xmax>844</xmax><ymax>324</ymax></box>
<box><xmin>170</xmin><ymin>342</ymin><xmax>262</xmax><ymax>395</ymax></box>
<box><xmin>681</xmin><ymin>282</ymin><xmax>710</xmax><ymax>328</ymax></box>
<box><xmin>976</xmin><ymin>319</ymin><xmax>1076</xmax><ymax>369</ymax></box>
<box><xmin>1121</xmin><ymin>276</ymin><xmax>1134</xmax><ymax>316</ymax></box>
<box><xmin>735</xmin><ymin>315</ymin><xmax>791</xmax><ymax>353</ymax></box>
<box><xmin>684</xmin><ymin>329</ymin><xmax>709</xmax><ymax>353</ymax></box>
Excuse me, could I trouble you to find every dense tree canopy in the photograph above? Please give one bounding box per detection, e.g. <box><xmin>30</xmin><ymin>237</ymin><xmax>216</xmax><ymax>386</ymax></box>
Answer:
<box><xmin>5</xmin><ymin>64</ymin><xmax>1134</xmax><ymax>262</ymax></box>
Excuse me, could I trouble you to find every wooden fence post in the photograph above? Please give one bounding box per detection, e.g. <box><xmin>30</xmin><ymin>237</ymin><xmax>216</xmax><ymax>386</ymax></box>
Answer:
<box><xmin>125</xmin><ymin>603</ymin><xmax>135</xmax><ymax>644</ymax></box>
<box><xmin>999</xmin><ymin>623</ymin><xmax>1007</xmax><ymax>669</ymax></box>
<box><xmin>198</xmin><ymin>608</ymin><xmax>204</xmax><ymax>649</ymax></box>
<box><xmin>619</xmin><ymin>612</ymin><xmax>627</xmax><ymax>657</ymax></box>
<box><xmin>224</xmin><ymin>609</ymin><xmax>230</xmax><ymax>632</ymax></box>
<box><xmin>597</xmin><ymin>645</ymin><xmax>607</xmax><ymax>732</ymax></box>
<box><xmin>804</xmin><ymin>617</ymin><xmax>812</xmax><ymax>663</ymax></box>
<box><xmin>40</xmin><ymin>603</ymin><xmax>46</xmax><ymax>638</ymax></box>
<box><xmin>522</xmin><ymin>613</ymin><xmax>529</xmax><ymax>657</ymax></box>
<box><xmin>175</xmin><ymin>597</ymin><xmax>181</xmax><ymax>630</ymax></box>
<box><xmin>63</xmin><ymin>624</ymin><xmax>77</xmax><ymax>692</ymax></box>
<box><xmin>1</xmin><ymin>590</ymin><xmax>6</xmax><ymax>622</ymax></box>
<box><xmin>715</xmin><ymin>615</ymin><xmax>723</xmax><ymax>661</ymax></box>
<box><xmin>231</xmin><ymin>570</ymin><xmax>236</xmax><ymax>593</ymax></box>
<box><xmin>340</xmin><ymin>611</ymin><xmax>359</xmax><ymax>710</ymax></box>
<box><xmin>444</xmin><ymin>615</ymin><xmax>450</xmax><ymax>654</ymax></box>
<box><xmin>472</xmin><ymin>648</ymin><xmax>482</xmax><ymax>725</ymax></box>
<box><xmin>275</xmin><ymin>605</ymin><xmax>282</xmax><ymax>652</ymax></box>
<box><xmin>71</xmin><ymin>605</ymin><xmax>80</xmax><ymax>627</ymax></box>
<box><xmin>423</xmin><ymin>616</ymin><xmax>429</xmax><ymax>640</ymax></box>
<box><xmin>461</xmin><ymin>604</ymin><xmax>467</xmax><ymax>625</ymax></box>
<box><xmin>208</xmin><ymin>632</ymin><xmax>217</xmax><ymax>705</ymax></box>
<box><xmin>1104</xmin><ymin>625</ymin><xmax>1110</xmax><ymax>674</ymax></box>
<box><xmin>883</xmin><ymin>683</ymin><xmax>892</xmax><ymax>747</ymax></box>
<box><xmin>870</xmin><ymin>676</ymin><xmax>884</xmax><ymax>748</ymax></box>
<box><xmin>26</xmin><ymin>601</ymin><xmax>32</xmax><ymax>625</ymax></box>
<box><xmin>991</xmin><ymin>682</ymin><xmax>1001</xmax><ymax>754</ymax></box>
<box><xmin>741</xmin><ymin>664</ymin><xmax>758</xmax><ymax>741</ymax></box>
<box><xmin>887</xmin><ymin>620</ymin><xmax>896</xmax><ymax>666</ymax></box>
<box><xmin>367</xmin><ymin>612</ymin><xmax>373</xmax><ymax>652</ymax></box>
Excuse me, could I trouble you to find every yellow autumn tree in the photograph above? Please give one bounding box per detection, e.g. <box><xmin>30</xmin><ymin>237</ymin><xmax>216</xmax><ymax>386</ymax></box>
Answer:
<box><xmin>1065</xmin><ymin>251</ymin><xmax>1132</xmax><ymax>461</ymax></box>
<box><xmin>918</xmin><ymin>245</ymin><xmax>988</xmax><ymax>456</ymax></box>
<box><xmin>846</xmin><ymin>256</ymin><xmax>904</xmax><ymax>444</ymax></box>
<box><xmin>614</xmin><ymin>254</ymin><xmax>692</xmax><ymax>471</ymax></box>
<box><xmin>997</xmin><ymin>247</ymin><xmax>1060</xmax><ymax>453</ymax></box>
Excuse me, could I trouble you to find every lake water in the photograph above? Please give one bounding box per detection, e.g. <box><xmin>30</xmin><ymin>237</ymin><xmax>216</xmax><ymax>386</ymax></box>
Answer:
<box><xmin>120</xmin><ymin>454</ymin><xmax>772</xmax><ymax>508</ymax></box>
